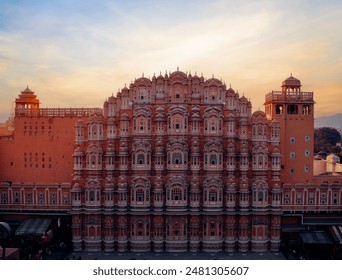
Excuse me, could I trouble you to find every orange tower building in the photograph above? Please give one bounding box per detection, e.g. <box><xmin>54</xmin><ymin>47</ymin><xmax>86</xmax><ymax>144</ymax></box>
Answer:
<box><xmin>264</xmin><ymin>75</ymin><xmax>315</xmax><ymax>184</ymax></box>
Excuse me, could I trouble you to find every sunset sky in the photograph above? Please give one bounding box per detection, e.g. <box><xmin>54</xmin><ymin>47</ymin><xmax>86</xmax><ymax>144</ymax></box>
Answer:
<box><xmin>0</xmin><ymin>0</ymin><xmax>341</xmax><ymax>121</ymax></box>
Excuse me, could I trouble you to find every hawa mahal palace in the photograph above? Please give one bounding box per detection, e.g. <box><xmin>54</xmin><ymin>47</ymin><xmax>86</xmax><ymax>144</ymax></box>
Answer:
<box><xmin>1</xmin><ymin>70</ymin><xmax>341</xmax><ymax>253</ymax></box>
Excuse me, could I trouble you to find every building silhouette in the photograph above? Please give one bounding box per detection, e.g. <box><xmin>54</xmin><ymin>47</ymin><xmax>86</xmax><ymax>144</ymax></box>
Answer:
<box><xmin>0</xmin><ymin>70</ymin><xmax>341</xmax><ymax>255</ymax></box>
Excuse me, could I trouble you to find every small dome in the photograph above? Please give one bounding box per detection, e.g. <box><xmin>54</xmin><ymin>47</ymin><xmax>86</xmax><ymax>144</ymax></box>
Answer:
<box><xmin>21</xmin><ymin>86</ymin><xmax>34</xmax><ymax>94</ymax></box>
<box><xmin>106</xmin><ymin>142</ymin><xmax>115</xmax><ymax>152</ymax></box>
<box><xmin>156</xmin><ymin>73</ymin><xmax>164</xmax><ymax>80</ymax></box>
<box><xmin>75</xmin><ymin>119</ymin><xmax>84</xmax><ymax>126</ymax></box>
<box><xmin>205</xmin><ymin>77</ymin><xmax>221</xmax><ymax>86</ymax></box>
<box><xmin>121</xmin><ymin>85</ymin><xmax>129</xmax><ymax>93</ymax></box>
<box><xmin>192</xmin><ymin>73</ymin><xmax>200</xmax><ymax>80</ymax></box>
<box><xmin>227</xmin><ymin>87</ymin><xmax>235</xmax><ymax>94</ymax></box>
<box><xmin>272</xmin><ymin>183</ymin><xmax>281</xmax><ymax>191</ymax></box>
<box><xmin>239</xmin><ymin>95</ymin><xmax>248</xmax><ymax>102</ymax></box>
<box><xmin>282</xmin><ymin>75</ymin><xmax>301</xmax><ymax>87</ymax></box>
<box><xmin>73</xmin><ymin>146</ymin><xmax>83</xmax><ymax>156</ymax></box>
<box><xmin>252</xmin><ymin>110</ymin><xmax>266</xmax><ymax>118</ymax></box>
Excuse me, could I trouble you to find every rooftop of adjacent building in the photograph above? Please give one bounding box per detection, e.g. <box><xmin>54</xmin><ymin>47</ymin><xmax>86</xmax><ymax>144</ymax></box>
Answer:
<box><xmin>265</xmin><ymin>74</ymin><xmax>314</xmax><ymax>103</ymax></box>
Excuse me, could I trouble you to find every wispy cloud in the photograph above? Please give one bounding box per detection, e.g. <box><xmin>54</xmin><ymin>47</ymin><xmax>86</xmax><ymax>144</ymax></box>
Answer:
<box><xmin>0</xmin><ymin>0</ymin><xmax>341</xmax><ymax>120</ymax></box>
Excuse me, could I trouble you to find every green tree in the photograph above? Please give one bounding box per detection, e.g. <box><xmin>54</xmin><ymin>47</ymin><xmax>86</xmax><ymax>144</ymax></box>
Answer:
<box><xmin>314</xmin><ymin>127</ymin><xmax>342</xmax><ymax>153</ymax></box>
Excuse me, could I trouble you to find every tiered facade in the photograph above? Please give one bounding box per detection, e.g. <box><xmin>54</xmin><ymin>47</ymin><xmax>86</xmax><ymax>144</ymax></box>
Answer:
<box><xmin>1</xmin><ymin>70</ymin><xmax>341</xmax><ymax>256</ymax></box>
<box><xmin>71</xmin><ymin>71</ymin><xmax>282</xmax><ymax>252</ymax></box>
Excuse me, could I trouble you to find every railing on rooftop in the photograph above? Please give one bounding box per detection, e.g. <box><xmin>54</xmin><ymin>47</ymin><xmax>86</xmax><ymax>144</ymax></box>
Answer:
<box><xmin>15</xmin><ymin>107</ymin><xmax>102</xmax><ymax>117</ymax></box>
<box><xmin>265</xmin><ymin>91</ymin><xmax>313</xmax><ymax>102</ymax></box>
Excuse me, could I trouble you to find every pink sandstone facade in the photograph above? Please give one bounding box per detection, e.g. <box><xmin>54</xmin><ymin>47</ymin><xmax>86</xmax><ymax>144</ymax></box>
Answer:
<box><xmin>0</xmin><ymin>70</ymin><xmax>341</xmax><ymax>254</ymax></box>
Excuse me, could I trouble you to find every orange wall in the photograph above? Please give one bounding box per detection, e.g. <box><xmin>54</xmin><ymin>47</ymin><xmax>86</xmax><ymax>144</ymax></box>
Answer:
<box><xmin>0</xmin><ymin>136</ymin><xmax>15</xmax><ymax>181</ymax></box>
<box><xmin>0</xmin><ymin>116</ymin><xmax>85</xmax><ymax>183</ymax></box>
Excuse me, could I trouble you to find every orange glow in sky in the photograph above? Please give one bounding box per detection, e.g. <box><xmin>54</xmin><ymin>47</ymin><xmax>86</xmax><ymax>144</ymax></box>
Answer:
<box><xmin>0</xmin><ymin>1</ymin><xmax>341</xmax><ymax>121</ymax></box>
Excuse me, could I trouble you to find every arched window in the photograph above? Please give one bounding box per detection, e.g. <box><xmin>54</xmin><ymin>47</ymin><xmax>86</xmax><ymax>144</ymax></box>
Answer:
<box><xmin>271</xmin><ymin>124</ymin><xmax>280</xmax><ymax>140</ymax></box>
<box><xmin>203</xmin><ymin>178</ymin><xmax>223</xmax><ymax>208</ymax></box>
<box><xmin>226</xmin><ymin>120</ymin><xmax>235</xmax><ymax>136</ymax></box>
<box><xmin>89</xmin><ymin>190</ymin><xmax>95</xmax><ymax>201</ymax></box>
<box><xmin>130</xmin><ymin>177</ymin><xmax>150</xmax><ymax>207</ymax></box>
<box><xmin>204</xmin><ymin>141</ymin><xmax>223</xmax><ymax>170</ymax></box>
<box><xmin>302</xmin><ymin>105</ymin><xmax>311</xmax><ymax>115</ymax></box>
<box><xmin>167</xmin><ymin>106</ymin><xmax>188</xmax><ymax>134</ymax></box>
<box><xmin>88</xmin><ymin>120</ymin><xmax>103</xmax><ymax>141</ymax></box>
<box><xmin>85</xmin><ymin>180</ymin><xmax>101</xmax><ymax>205</ymax></box>
<box><xmin>257</xmin><ymin>191</ymin><xmax>264</xmax><ymax>202</ymax></box>
<box><xmin>86</xmin><ymin>145</ymin><xmax>103</xmax><ymax>170</ymax></box>
<box><xmin>135</xmin><ymin>188</ymin><xmax>145</xmax><ymax>201</ymax></box>
<box><xmin>252</xmin><ymin>180</ymin><xmax>268</xmax><ymax>207</ymax></box>
<box><xmin>165</xmin><ymin>177</ymin><xmax>188</xmax><ymax>208</ymax></box>
<box><xmin>75</xmin><ymin>120</ymin><xmax>84</xmax><ymax>143</ymax></box>
<box><xmin>132</xmin><ymin>140</ymin><xmax>151</xmax><ymax>169</ymax></box>
<box><xmin>275</xmin><ymin>105</ymin><xmax>283</xmax><ymax>114</ymax></box>
<box><xmin>86</xmin><ymin>189</ymin><xmax>100</xmax><ymax>202</ymax></box>
<box><xmin>210</xmin><ymin>154</ymin><xmax>217</xmax><ymax>165</ymax></box>
<box><xmin>209</xmin><ymin>189</ymin><xmax>218</xmax><ymax>201</ymax></box>
<box><xmin>137</xmin><ymin>154</ymin><xmax>145</xmax><ymax>165</ymax></box>
<box><xmin>252</xmin><ymin>123</ymin><xmax>267</xmax><ymax>140</ymax></box>
<box><xmin>171</xmin><ymin>187</ymin><xmax>182</xmax><ymax>200</ymax></box>
<box><xmin>133</xmin><ymin>108</ymin><xmax>152</xmax><ymax>134</ymax></box>
<box><xmin>287</xmin><ymin>104</ymin><xmax>298</xmax><ymax>114</ymax></box>
<box><xmin>252</xmin><ymin>146</ymin><xmax>268</xmax><ymax>171</ymax></box>
<box><xmin>172</xmin><ymin>152</ymin><xmax>182</xmax><ymax>164</ymax></box>
<box><xmin>204</xmin><ymin>186</ymin><xmax>222</xmax><ymax>203</ymax></box>
<box><xmin>171</xmin><ymin>114</ymin><xmax>186</xmax><ymax>132</ymax></box>
<box><xmin>133</xmin><ymin>116</ymin><xmax>150</xmax><ymax>133</ymax></box>
<box><xmin>167</xmin><ymin>140</ymin><xmax>188</xmax><ymax>170</ymax></box>
<box><xmin>205</xmin><ymin>115</ymin><xmax>221</xmax><ymax>134</ymax></box>
<box><xmin>204</xmin><ymin>107</ymin><xmax>222</xmax><ymax>134</ymax></box>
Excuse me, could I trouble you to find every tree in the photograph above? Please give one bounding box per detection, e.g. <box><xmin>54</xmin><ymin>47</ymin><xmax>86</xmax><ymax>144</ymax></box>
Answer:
<box><xmin>314</xmin><ymin>127</ymin><xmax>342</xmax><ymax>153</ymax></box>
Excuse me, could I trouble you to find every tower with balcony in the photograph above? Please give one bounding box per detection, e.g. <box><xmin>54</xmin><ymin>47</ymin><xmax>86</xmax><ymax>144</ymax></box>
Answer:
<box><xmin>264</xmin><ymin>75</ymin><xmax>315</xmax><ymax>184</ymax></box>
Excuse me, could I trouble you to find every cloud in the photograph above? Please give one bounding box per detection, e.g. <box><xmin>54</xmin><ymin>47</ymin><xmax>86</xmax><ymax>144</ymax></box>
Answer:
<box><xmin>0</xmin><ymin>0</ymin><xmax>341</xmax><ymax>121</ymax></box>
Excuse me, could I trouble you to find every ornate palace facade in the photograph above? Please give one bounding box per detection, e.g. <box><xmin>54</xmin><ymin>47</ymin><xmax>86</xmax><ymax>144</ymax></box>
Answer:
<box><xmin>1</xmin><ymin>70</ymin><xmax>341</xmax><ymax>254</ymax></box>
<box><xmin>70</xmin><ymin>71</ymin><xmax>282</xmax><ymax>252</ymax></box>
